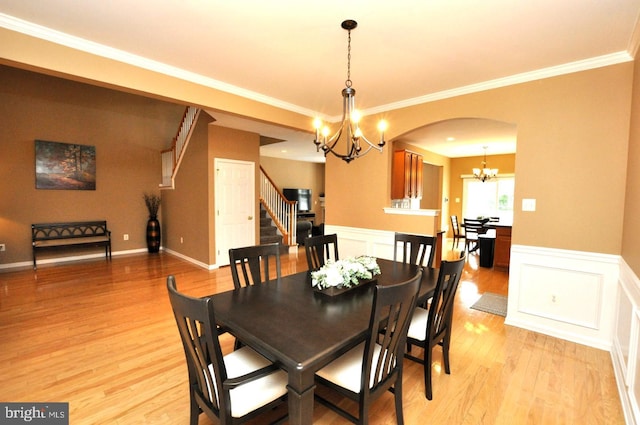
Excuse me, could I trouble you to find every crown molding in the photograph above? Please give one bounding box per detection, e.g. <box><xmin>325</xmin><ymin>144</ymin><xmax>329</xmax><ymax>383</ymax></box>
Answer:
<box><xmin>627</xmin><ymin>12</ymin><xmax>640</xmax><ymax>58</ymax></box>
<box><xmin>364</xmin><ymin>52</ymin><xmax>633</xmax><ymax>116</ymax></box>
<box><xmin>1</xmin><ymin>13</ymin><xmax>634</xmax><ymax>122</ymax></box>
<box><xmin>0</xmin><ymin>13</ymin><xmax>316</xmax><ymax>117</ymax></box>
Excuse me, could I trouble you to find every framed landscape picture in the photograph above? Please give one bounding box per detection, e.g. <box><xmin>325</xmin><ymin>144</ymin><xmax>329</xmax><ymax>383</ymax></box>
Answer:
<box><xmin>35</xmin><ymin>140</ymin><xmax>96</xmax><ymax>190</ymax></box>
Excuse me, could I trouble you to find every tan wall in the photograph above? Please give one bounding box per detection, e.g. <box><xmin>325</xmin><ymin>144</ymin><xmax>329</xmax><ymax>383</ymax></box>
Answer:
<box><xmin>260</xmin><ymin>157</ymin><xmax>325</xmax><ymax>223</ymax></box>
<box><xmin>0</xmin><ymin>28</ymin><xmax>311</xmax><ymax>138</ymax></box>
<box><xmin>327</xmin><ymin>64</ymin><xmax>632</xmax><ymax>255</ymax></box>
<box><xmin>0</xmin><ymin>65</ymin><xmax>183</xmax><ymax>265</ymax></box>
<box><xmin>161</xmin><ymin>113</ymin><xmax>214</xmax><ymax>265</ymax></box>
<box><xmin>421</xmin><ymin>163</ymin><xmax>441</xmax><ymax>210</ymax></box>
<box><xmin>622</xmin><ymin>56</ymin><xmax>640</xmax><ymax>274</ymax></box>
<box><xmin>0</xmin><ymin>32</ymin><xmax>636</xmax><ymax>270</ymax></box>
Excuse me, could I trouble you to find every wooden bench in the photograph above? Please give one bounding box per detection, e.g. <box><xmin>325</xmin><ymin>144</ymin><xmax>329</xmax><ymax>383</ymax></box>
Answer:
<box><xmin>32</xmin><ymin>221</ymin><xmax>112</xmax><ymax>269</ymax></box>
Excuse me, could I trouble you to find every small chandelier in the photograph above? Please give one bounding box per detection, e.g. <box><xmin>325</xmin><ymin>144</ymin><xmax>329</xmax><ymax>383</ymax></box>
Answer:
<box><xmin>313</xmin><ymin>20</ymin><xmax>387</xmax><ymax>163</ymax></box>
<box><xmin>473</xmin><ymin>146</ymin><xmax>499</xmax><ymax>182</ymax></box>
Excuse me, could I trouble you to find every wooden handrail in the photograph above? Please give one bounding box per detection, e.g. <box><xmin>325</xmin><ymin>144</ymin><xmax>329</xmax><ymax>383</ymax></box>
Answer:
<box><xmin>160</xmin><ymin>106</ymin><xmax>199</xmax><ymax>188</ymax></box>
<box><xmin>259</xmin><ymin>166</ymin><xmax>297</xmax><ymax>246</ymax></box>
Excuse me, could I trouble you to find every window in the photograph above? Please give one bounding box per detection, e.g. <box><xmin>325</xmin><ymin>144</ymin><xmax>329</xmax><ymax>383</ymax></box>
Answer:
<box><xmin>462</xmin><ymin>176</ymin><xmax>514</xmax><ymax>222</ymax></box>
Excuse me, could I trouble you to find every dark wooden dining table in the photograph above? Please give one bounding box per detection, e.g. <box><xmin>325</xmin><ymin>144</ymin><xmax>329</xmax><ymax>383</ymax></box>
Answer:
<box><xmin>210</xmin><ymin>258</ymin><xmax>439</xmax><ymax>425</ymax></box>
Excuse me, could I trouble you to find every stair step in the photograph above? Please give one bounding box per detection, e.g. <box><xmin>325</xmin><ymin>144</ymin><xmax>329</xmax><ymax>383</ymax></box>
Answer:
<box><xmin>260</xmin><ymin>217</ymin><xmax>272</xmax><ymax>227</ymax></box>
<box><xmin>260</xmin><ymin>226</ymin><xmax>277</xmax><ymax>236</ymax></box>
<box><xmin>260</xmin><ymin>235</ymin><xmax>283</xmax><ymax>245</ymax></box>
<box><xmin>259</xmin><ymin>202</ymin><xmax>291</xmax><ymax>248</ymax></box>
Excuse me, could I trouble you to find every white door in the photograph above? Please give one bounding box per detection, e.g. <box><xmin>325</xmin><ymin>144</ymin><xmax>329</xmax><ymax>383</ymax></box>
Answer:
<box><xmin>214</xmin><ymin>158</ymin><xmax>255</xmax><ymax>266</ymax></box>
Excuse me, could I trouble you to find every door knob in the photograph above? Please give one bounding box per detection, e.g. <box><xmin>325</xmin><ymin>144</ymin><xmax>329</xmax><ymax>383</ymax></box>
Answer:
<box><xmin>248</xmin><ymin>216</ymin><xmax>253</xmax><ymax>220</ymax></box>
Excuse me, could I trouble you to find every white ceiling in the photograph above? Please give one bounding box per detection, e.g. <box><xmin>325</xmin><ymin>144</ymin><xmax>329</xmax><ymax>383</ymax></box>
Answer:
<box><xmin>1</xmin><ymin>0</ymin><xmax>639</xmax><ymax>161</ymax></box>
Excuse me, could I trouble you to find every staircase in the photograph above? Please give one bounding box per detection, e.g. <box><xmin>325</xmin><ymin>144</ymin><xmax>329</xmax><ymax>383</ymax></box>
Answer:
<box><xmin>160</xmin><ymin>106</ymin><xmax>200</xmax><ymax>189</ymax></box>
<box><xmin>159</xmin><ymin>110</ymin><xmax>298</xmax><ymax>251</ymax></box>
<box><xmin>259</xmin><ymin>204</ymin><xmax>283</xmax><ymax>246</ymax></box>
<box><xmin>260</xmin><ymin>166</ymin><xmax>297</xmax><ymax>247</ymax></box>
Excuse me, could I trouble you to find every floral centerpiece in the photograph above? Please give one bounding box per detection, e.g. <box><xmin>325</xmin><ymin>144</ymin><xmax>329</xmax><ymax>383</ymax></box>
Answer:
<box><xmin>311</xmin><ymin>256</ymin><xmax>381</xmax><ymax>293</ymax></box>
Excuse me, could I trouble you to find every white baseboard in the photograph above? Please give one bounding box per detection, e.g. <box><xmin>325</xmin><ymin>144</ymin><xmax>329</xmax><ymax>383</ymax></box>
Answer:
<box><xmin>1</xmin><ymin>248</ymin><xmax>148</xmax><ymax>271</ymax></box>
<box><xmin>162</xmin><ymin>248</ymin><xmax>215</xmax><ymax>270</ymax></box>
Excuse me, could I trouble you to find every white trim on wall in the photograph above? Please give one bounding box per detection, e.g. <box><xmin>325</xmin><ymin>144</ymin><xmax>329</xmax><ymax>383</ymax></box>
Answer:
<box><xmin>506</xmin><ymin>244</ymin><xmax>620</xmax><ymax>350</ymax></box>
<box><xmin>613</xmin><ymin>259</ymin><xmax>640</xmax><ymax>425</ymax></box>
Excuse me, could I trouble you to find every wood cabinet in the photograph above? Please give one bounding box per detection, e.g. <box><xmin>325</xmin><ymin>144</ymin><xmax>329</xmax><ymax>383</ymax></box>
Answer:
<box><xmin>391</xmin><ymin>150</ymin><xmax>423</xmax><ymax>199</ymax></box>
<box><xmin>493</xmin><ymin>225</ymin><xmax>512</xmax><ymax>268</ymax></box>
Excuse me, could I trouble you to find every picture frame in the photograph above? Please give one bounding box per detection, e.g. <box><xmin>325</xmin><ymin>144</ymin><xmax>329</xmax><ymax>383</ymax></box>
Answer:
<box><xmin>35</xmin><ymin>140</ymin><xmax>96</xmax><ymax>190</ymax></box>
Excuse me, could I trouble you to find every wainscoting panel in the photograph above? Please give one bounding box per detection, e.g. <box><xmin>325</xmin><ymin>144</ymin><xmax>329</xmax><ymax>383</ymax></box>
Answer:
<box><xmin>612</xmin><ymin>259</ymin><xmax>640</xmax><ymax>425</ymax></box>
<box><xmin>506</xmin><ymin>244</ymin><xmax>620</xmax><ymax>351</ymax></box>
<box><xmin>517</xmin><ymin>264</ymin><xmax>603</xmax><ymax>329</ymax></box>
<box><xmin>324</xmin><ymin>225</ymin><xmax>397</xmax><ymax>261</ymax></box>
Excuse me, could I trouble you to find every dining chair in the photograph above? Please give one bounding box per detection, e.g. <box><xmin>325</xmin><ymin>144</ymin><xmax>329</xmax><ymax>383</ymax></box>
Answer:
<box><xmin>405</xmin><ymin>256</ymin><xmax>465</xmax><ymax>400</ymax></box>
<box><xmin>314</xmin><ymin>269</ymin><xmax>422</xmax><ymax>425</ymax></box>
<box><xmin>304</xmin><ymin>233</ymin><xmax>339</xmax><ymax>271</ymax></box>
<box><xmin>166</xmin><ymin>276</ymin><xmax>288</xmax><ymax>425</ymax></box>
<box><xmin>463</xmin><ymin>218</ymin><xmax>488</xmax><ymax>253</ymax></box>
<box><xmin>450</xmin><ymin>215</ymin><xmax>465</xmax><ymax>249</ymax></box>
<box><xmin>393</xmin><ymin>232</ymin><xmax>437</xmax><ymax>268</ymax></box>
<box><xmin>229</xmin><ymin>243</ymin><xmax>281</xmax><ymax>289</ymax></box>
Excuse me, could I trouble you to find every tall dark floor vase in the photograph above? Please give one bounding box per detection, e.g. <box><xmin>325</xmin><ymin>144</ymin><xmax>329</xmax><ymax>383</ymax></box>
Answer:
<box><xmin>146</xmin><ymin>217</ymin><xmax>161</xmax><ymax>253</ymax></box>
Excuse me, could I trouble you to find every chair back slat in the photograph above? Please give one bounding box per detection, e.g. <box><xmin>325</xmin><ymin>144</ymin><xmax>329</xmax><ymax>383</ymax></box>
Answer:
<box><xmin>450</xmin><ymin>215</ymin><xmax>462</xmax><ymax>237</ymax></box>
<box><xmin>393</xmin><ymin>232</ymin><xmax>437</xmax><ymax>268</ymax></box>
<box><xmin>304</xmin><ymin>234</ymin><xmax>339</xmax><ymax>271</ymax></box>
<box><xmin>427</xmin><ymin>257</ymin><xmax>465</xmax><ymax>343</ymax></box>
<box><xmin>365</xmin><ymin>270</ymin><xmax>422</xmax><ymax>390</ymax></box>
<box><xmin>229</xmin><ymin>243</ymin><xmax>281</xmax><ymax>289</ymax></box>
<box><xmin>167</xmin><ymin>276</ymin><xmax>225</xmax><ymax>416</ymax></box>
<box><xmin>462</xmin><ymin>218</ymin><xmax>488</xmax><ymax>240</ymax></box>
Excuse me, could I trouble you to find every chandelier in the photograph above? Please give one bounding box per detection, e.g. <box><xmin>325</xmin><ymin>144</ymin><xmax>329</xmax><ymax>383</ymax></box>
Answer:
<box><xmin>473</xmin><ymin>146</ymin><xmax>498</xmax><ymax>182</ymax></box>
<box><xmin>313</xmin><ymin>20</ymin><xmax>387</xmax><ymax>163</ymax></box>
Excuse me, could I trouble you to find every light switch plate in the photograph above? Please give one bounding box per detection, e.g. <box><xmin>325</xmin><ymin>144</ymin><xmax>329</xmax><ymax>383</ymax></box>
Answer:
<box><xmin>522</xmin><ymin>198</ymin><xmax>536</xmax><ymax>212</ymax></box>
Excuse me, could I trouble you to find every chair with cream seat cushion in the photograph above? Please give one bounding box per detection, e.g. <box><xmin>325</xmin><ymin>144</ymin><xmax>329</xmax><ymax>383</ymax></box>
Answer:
<box><xmin>463</xmin><ymin>218</ymin><xmax>488</xmax><ymax>253</ymax></box>
<box><xmin>167</xmin><ymin>276</ymin><xmax>288</xmax><ymax>425</ymax></box>
<box><xmin>405</xmin><ymin>256</ymin><xmax>465</xmax><ymax>400</ymax></box>
<box><xmin>314</xmin><ymin>270</ymin><xmax>422</xmax><ymax>425</ymax></box>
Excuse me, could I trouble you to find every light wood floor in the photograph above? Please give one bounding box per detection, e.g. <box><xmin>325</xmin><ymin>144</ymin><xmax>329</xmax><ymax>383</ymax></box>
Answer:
<box><xmin>0</xmin><ymin>243</ymin><xmax>624</xmax><ymax>424</ymax></box>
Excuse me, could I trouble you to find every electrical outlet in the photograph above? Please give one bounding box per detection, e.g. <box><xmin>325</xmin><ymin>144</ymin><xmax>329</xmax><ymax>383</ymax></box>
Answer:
<box><xmin>123</xmin><ymin>234</ymin><xmax>129</xmax><ymax>241</ymax></box>
<box><xmin>0</xmin><ymin>244</ymin><xmax>5</xmax><ymax>252</ymax></box>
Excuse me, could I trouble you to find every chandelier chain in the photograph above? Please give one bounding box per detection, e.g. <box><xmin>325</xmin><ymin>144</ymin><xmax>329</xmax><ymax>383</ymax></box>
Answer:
<box><xmin>345</xmin><ymin>28</ymin><xmax>352</xmax><ymax>88</ymax></box>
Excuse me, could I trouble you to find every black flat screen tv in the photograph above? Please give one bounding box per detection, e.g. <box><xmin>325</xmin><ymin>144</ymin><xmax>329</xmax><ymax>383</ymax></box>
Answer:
<box><xmin>283</xmin><ymin>188</ymin><xmax>311</xmax><ymax>212</ymax></box>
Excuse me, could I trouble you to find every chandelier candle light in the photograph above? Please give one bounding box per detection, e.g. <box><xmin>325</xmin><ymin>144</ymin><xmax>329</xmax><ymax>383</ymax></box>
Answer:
<box><xmin>473</xmin><ymin>146</ymin><xmax>499</xmax><ymax>182</ymax></box>
<box><xmin>313</xmin><ymin>20</ymin><xmax>388</xmax><ymax>163</ymax></box>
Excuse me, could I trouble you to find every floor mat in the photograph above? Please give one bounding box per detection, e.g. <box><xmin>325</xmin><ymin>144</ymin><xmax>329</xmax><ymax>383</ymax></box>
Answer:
<box><xmin>470</xmin><ymin>292</ymin><xmax>507</xmax><ymax>317</ymax></box>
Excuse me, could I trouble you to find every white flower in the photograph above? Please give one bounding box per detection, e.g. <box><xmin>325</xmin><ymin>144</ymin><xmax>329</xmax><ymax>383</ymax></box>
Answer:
<box><xmin>311</xmin><ymin>256</ymin><xmax>381</xmax><ymax>290</ymax></box>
